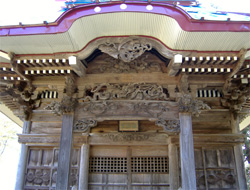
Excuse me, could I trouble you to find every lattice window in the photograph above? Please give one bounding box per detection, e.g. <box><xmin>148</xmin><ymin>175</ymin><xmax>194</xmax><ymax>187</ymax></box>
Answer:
<box><xmin>89</xmin><ymin>156</ymin><xmax>169</xmax><ymax>174</ymax></box>
<box><xmin>89</xmin><ymin>157</ymin><xmax>128</xmax><ymax>173</ymax></box>
<box><xmin>131</xmin><ymin>157</ymin><xmax>169</xmax><ymax>173</ymax></box>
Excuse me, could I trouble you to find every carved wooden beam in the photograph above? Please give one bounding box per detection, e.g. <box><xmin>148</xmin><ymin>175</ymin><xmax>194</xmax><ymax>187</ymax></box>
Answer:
<box><xmin>68</xmin><ymin>56</ymin><xmax>86</xmax><ymax>77</ymax></box>
<box><xmin>167</xmin><ymin>54</ymin><xmax>183</xmax><ymax>76</ymax></box>
<box><xmin>224</xmin><ymin>49</ymin><xmax>247</xmax><ymax>91</ymax></box>
<box><xmin>9</xmin><ymin>52</ymin><xmax>31</xmax><ymax>81</ymax></box>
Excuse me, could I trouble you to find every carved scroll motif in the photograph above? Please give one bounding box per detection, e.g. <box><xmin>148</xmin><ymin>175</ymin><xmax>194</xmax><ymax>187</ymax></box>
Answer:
<box><xmin>99</xmin><ymin>38</ymin><xmax>152</xmax><ymax>62</ymax></box>
<box><xmin>90</xmin><ymin>55</ymin><xmax>162</xmax><ymax>74</ymax></box>
<box><xmin>197</xmin><ymin>171</ymin><xmax>236</xmax><ymax>186</ymax></box>
<box><xmin>79</xmin><ymin>101</ymin><xmax>178</xmax><ymax>120</ymax></box>
<box><xmin>74</xmin><ymin>119</ymin><xmax>97</xmax><ymax>132</ymax></box>
<box><xmin>105</xmin><ymin>133</ymin><xmax>155</xmax><ymax>142</ymax></box>
<box><xmin>82</xmin><ymin>83</ymin><xmax>169</xmax><ymax>101</ymax></box>
<box><xmin>178</xmin><ymin>94</ymin><xmax>210</xmax><ymax>116</ymax></box>
<box><xmin>155</xmin><ymin>119</ymin><xmax>180</xmax><ymax>133</ymax></box>
<box><xmin>44</xmin><ymin>96</ymin><xmax>77</xmax><ymax>115</ymax></box>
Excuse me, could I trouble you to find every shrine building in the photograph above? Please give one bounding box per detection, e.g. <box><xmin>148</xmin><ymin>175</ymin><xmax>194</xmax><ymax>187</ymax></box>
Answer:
<box><xmin>0</xmin><ymin>0</ymin><xmax>250</xmax><ymax>189</ymax></box>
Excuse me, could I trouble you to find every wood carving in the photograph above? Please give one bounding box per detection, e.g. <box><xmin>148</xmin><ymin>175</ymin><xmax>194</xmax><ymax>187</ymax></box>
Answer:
<box><xmin>155</xmin><ymin>119</ymin><xmax>180</xmax><ymax>133</ymax></box>
<box><xmin>44</xmin><ymin>96</ymin><xmax>77</xmax><ymax>115</ymax></box>
<box><xmin>26</xmin><ymin>170</ymin><xmax>50</xmax><ymax>185</ymax></box>
<box><xmin>78</xmin><ymin>100</ymin><xmax>178</xmax><ymax>120</ymax></box>
<box><xmin>206</xmin><ymin>171</ymin><xmax>235</xmax><ymax>185</ymax></box>
<box><xmin>178</xmin><ymin>94</ymin><xmax>210</xmax><ymax>116</ymax></box>
<box><xmin>3</xmin><ymin>84</ymin><xmax>41</xmax><ymax>120</ymax></box>
<box><xmin>90</xmin><ymin>55</ymin><xmax>162</xmax><ymax>74</ymax></box>
<box><xmin>98</xmin><ymin>38</ymin><xmax>152</xmax><ymax>62</ymax></box>
<box><xmin>82</xmin><ymin>83</ymin><xmax>169</xmax><ymax>101</ymax></box>
<box><xmin>9</xmin><ymin>52</ymin><xmax>30</xmax><ymax>81</ymax></box>
<box><xmin>222</xmin><ymin>85</ymin><xmax>250</xmax><ymax>113</ymax></box>
<box><xmin>105</xmin><ymin>133</ymin><xmax>155</xmax><ymax>142</ymax></box>
<box><xmin>74</xmin><ymin>119</ymin><xmax>97</xmax><ymax>132</ymax></box>
<box><xmin>179</xmin><ymin>75</ymin><xmax>189</xmax><ymax>94</ymax></box>
<box><xmin>224</xmin><ymin>48</ymin><xmax>247</xmax><ymax>91</ymax></box>
<box><xmin>65</xmin><ymin>76</ymin><xmax>77</xmax><ymax>97</ymax></box>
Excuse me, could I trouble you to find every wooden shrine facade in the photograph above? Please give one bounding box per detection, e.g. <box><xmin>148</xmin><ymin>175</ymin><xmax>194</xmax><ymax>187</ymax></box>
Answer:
<box><xmin>0</xmin><ymin>2</ymin><xmax>250</xmax><ymax>190</ymax></box>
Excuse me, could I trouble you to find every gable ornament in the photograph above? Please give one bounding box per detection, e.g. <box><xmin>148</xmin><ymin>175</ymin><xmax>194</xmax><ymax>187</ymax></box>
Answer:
<box><xmin>99</xmin><ymin>38</ymin><xmax>152</xmax><ymax>62</ymax></box>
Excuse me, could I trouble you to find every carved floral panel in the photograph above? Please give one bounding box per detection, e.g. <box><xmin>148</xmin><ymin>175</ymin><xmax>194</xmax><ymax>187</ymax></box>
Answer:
<box><xmin>24</xmin><ymin>148</ymin><xmax>80</xmax><ymax>190</ymax></box>
<box><xmin>194</xmin><ymin>147</ymin><xmax>237</xmax><ymax>190</ymax></box>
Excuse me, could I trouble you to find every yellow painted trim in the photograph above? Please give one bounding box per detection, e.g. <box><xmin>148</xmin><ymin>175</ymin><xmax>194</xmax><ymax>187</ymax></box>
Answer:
<box><xmin>0</xmin><ymin>104</ymin><xmax>23</xmax><ymax>127</ymax></box>
<box><xmin>240</xmin><ymin>115</ymin><xmax>250</xmax><ymax>131</ymax></box>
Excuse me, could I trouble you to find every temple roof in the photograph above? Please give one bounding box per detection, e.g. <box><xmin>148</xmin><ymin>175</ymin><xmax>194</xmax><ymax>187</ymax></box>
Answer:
<box><xmin>0</xmin><ymin>1</ymin><xmax>250</xmax><ymax>60</ymax></box>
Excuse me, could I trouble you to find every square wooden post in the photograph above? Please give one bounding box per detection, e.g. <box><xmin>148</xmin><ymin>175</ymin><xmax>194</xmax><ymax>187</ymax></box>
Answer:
<box><xmin>56</xmin><ymin>113</ymin><xmax>74</xmax><ymax>190</ymax></box>
<box><xmin>179</xmin><ymin>112</ymin><xmax>197</xmax><ymax>190</ymax></box>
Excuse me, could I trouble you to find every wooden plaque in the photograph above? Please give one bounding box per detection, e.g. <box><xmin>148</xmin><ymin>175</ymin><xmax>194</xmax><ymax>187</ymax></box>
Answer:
<box><xmin>119</xmin><ymin>121</ymin><xmax>139</xmax><ymax>132</ymax></box>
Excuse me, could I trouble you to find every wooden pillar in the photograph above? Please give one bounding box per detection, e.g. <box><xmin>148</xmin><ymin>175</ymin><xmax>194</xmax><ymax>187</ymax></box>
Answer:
<box><xmin>78</xmin><ymin>143</ymin><xmax>90</xmax><ymax>190</ymax></box>
<box><xmin>231</xmin><ymin>113</ymin><xmax>247</xmax><ymax>189</ymax></box>
<box><xmin>169</xmin><ymin>143</ymin><xmax>179</xmax><ymax>190</ymax></box>
<box><xmin>179</xmin><ymin>112</ymin><xmax>197</xmax><ymax>190</ymax></box>
<box><xmin>15</xmin><ymin>120</ymin><xmax>31</xmax><ymax>190</ymax></box>
<box><xmin>56</xmin><ymin>113</ymin><xmax>74</xmax><ymax>190</ymax></box>
<box><xmin>234</xmin><ymin>145</ymin><xmax>247</xmax><ymax>190</ymax></box>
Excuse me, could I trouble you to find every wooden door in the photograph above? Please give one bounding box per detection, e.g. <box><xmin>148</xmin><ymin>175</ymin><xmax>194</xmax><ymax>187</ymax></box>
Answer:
<box><xmin>88</xmin><ymin>146</ymin><xmax>169</xmax><ymax>190</ymax></box>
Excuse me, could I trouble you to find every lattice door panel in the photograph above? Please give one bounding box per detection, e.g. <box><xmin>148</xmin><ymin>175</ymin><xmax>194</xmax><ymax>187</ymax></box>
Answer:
<box><xmin>88</xmin><ymin>146</ymin><xmax>169</xmax><ymax>190</ymax></box>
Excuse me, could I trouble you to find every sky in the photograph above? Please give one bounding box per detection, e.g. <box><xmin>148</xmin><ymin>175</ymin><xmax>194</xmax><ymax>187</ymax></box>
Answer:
<box><xmin>0</xmin><ymin>0</ymin><xmax>250</xmax><ymax>26</ymax></box>
<box><xmin>0</xmin><ymin>112</ymin><xmax>22</xmax><ymax>190</ymax></box>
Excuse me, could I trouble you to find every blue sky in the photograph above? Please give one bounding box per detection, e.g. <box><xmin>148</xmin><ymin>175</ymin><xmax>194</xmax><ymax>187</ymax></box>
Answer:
<box><xmin>0</xmin><ymin>0</ymin><xmax>250</xmax><ymax>25</ymax></box>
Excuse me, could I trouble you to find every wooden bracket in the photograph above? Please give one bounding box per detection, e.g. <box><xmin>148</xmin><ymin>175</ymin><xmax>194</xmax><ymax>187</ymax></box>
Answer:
<box><xmin>167</xmin><ymin>54</ymin><xmax>182</xmax><ymax>76</ymax></box>
<box><xmin>68</xmin><ymin>56</ymin><xmax>86</xmax><ymax>77</ymax></box>
<box><xmin>223</xmin><ymin>49</ymin><xmax>247</xmax><ymax>91</ymax></box>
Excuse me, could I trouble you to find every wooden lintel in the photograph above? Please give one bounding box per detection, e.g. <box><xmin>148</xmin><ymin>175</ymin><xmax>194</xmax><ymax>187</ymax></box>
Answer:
<box><xmin>170</xmin><ymin>134</ymin><xmax>245</xmax><ymax>145</ymax></box>
<box><xmin>88</xmin><ymin>133</ymin><xmax>169</xmax><ymax>145</ymax></box>
<box><xmin>77</xmin><ymin>73</ymin><xmax>178</xmax><ymax>85</ymax></box>
<box><xmin>18</xmin><ymin>134</ymin><xmax>87</xmax><ymax>145</ymax></box>
<box><xmin>188</xmin><ymin>75</ymin><xmax>226</xmax><ymax>85</ymax></box>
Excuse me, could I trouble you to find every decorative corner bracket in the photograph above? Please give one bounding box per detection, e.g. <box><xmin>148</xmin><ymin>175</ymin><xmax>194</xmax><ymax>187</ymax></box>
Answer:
<box><xmin>178</xmin><ymin>94</ymin><xmax>211</xmax><ymax>116</ymax></box>
<box><xmin>155</xmin><ymin>119</ymin><xmax>180</xmax><ymax>133</ymax></box>
<box><xmin>44</xmin><ymin>96</ymin><xmax>77</xmax><ymax>115</ymax></box>
<box><xmin>73</xmin><ymin>119</ymin><xmax>97</xmax><ymax>132</ymax></box>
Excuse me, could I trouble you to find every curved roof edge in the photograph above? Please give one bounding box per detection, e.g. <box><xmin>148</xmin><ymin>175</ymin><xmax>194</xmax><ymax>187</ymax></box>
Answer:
<box><xmin>0</xmin><ymin>1</ymin><xmax>250</xmax><ymax>37</ymax></box>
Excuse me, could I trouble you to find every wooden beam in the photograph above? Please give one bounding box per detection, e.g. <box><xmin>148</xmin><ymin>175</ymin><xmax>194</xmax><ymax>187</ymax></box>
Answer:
<box><xmin>167</xmin><ymin>54</ymin><xmax>183</xmax><ymax>76</ymax></box>
<box><xmin>69</xmin><ymin>56</ymin><xmax>86</xmax><ymax>77</ymax></box>
<box><xmin>170</xmin><ymin>134</ymin><xmax>244</xmax><ymax>144</ymax></box>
